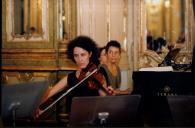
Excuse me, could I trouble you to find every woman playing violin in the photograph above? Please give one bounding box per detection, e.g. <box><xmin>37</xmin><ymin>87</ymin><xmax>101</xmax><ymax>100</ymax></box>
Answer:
<box><xmin>37</xmin><ymin>36</ymin><xmax>114</xmax><ymax>116</ymax></box>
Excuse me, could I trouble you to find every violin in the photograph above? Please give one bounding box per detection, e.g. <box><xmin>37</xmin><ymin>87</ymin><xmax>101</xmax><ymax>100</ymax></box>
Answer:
<box><xmin>78</xmin><ymin>62</ymin><xmax>113</xmax><ymax>95</ymax></box>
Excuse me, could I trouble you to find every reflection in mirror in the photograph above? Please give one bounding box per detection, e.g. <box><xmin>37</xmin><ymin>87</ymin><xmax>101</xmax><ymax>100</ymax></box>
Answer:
<box><xmin>58</xmin><ymin>0</ymin><xmax>71</xmax><ymax>49</ymax></box>
<box><xmin>58</xmin><ymin>0</ymin><xmax>77</xmax><ymax>50</ymax></box>
<box><xmin>58</xmin><ymin>0</ymin><xmax>70</xmax><ymax>41</ymax></box>
<box><xmin>139</xmin><ymin>0</ymin><xmax>193</xmax><ymax>69</ymax></box>
<box><xmin>14</xmin><ymin>0</ymin><xmax>42</xmax><ymax>36</ymax></box>
<box><xmin>145</xmin><ymin>0</ymin><xmax>186</xmax><ymax>51</ymax></box>
<box><xmin>6</xmin><ymin>0</ymin><xmax>48</xmax><ymax>41</ymax></box>
<box><xmin>58</xmin><ymin>0</ymin><xmax>76</xmax><ymax>44</ymax></box>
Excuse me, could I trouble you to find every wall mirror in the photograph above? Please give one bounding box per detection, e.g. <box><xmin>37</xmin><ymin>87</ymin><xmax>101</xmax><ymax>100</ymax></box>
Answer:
<box><xmin>6</xmin><ymin>0</ymin><xmax>49</xmax><ymax>41</ymax></box>
<box><xmin>146</xmin><ymin>0</ymin><xmax>185</xmax><ymax>47</ymax></box>
<box><xmin>139</xmin><ymin>0</ymin><xmax>193</xmax><ymax>68</ymax></box>
<box><xmin>57</xmin><ymin>0</ymin><xmax>77</xmax><ymax>44</ymax></box>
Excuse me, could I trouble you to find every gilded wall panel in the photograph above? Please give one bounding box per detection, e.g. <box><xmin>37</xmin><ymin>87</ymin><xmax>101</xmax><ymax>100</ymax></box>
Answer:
<box><xmin>1</xmin><ymin>71</ymin><xmax>57</xmax><ymax>86</ymax></box>
<box><xmin>2</xmin><ymin>49</ymin><xmax>58</xmax><ymax>70</ymax></box>
<box><xmin>2</xmin><ymin>0</ymin><xmax>53</xmax><ymax>48</ymax></box>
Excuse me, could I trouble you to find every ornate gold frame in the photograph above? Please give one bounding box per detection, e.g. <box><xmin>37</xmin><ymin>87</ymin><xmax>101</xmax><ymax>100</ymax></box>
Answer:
<box><xmin>5</xmin><ymin>0</ymin><xmax>49</xmax><ymax>42</ymax></box>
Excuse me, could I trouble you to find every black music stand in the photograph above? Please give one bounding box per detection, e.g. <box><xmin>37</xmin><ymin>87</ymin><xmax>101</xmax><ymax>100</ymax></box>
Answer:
<box><xmin>1</xmin><ymin>81</ymin><xmax>49</xmax><ymax>127</ymax></box>
<box><xmin>167</xmin><ymin>95</ymin><xmax>195</xmax><ymax>127</ymax></box>
<box><xmin>69</xmin><ymin>95</ymin><xmax>142</xmax><ymax>127</ymax></box>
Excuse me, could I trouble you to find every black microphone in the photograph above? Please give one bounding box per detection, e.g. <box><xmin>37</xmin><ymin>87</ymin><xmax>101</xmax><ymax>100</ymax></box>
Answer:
<box><xmin>8</xmin><ymin>102</ymin><xmax>21</xmax><ymax>111</ymax></box>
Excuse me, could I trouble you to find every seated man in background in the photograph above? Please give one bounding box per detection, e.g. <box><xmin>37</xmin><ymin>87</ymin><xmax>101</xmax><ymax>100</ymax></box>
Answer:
<box><xmin>100</xmin><ymin>40</ymin><xmax>131</xmax><ymax>95</ymax></box>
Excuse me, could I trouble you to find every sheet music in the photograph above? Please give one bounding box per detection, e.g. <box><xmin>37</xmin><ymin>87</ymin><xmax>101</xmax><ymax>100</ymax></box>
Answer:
<box><xmin>139</xmin><ymin>66</ymin><xmax>173</xmax><ymax>71</ymax></box>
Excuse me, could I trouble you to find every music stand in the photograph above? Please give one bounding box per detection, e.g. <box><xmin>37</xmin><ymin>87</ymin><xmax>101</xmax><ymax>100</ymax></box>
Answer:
<box><xmin>69</xmin><ymin>95</ymin><xmax>142</xmax><ymax>127</ymax></box>
<box><xmin>167</xmin><ymin>95</ymin><xmax>195</xmax><ymax>126</ymax></box>
<box><xmin>1</xmin><ymin>81</ymin><xmax>49</xmax><ymax>127</ymax></box>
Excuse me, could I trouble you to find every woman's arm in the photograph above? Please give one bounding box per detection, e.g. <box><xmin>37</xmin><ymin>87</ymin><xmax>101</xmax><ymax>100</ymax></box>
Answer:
<box><xmin>47</xmin><ymin>76</ymin><xmax>68</xmax><ymax>99</ymax></box>
<box><xmin>41</xmin><ymin>76</ymin><xmax>68</xmax><ymax>104</ymax></box>
<box><xmin>35</xmin><ymin>76</ymin><xmax>68</xmax><ymax>118</ymax></box>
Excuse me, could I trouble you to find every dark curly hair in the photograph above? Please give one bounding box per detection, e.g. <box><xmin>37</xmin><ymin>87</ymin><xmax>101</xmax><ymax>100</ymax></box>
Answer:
<box><xmin>67</xmin><ymin>35</ymin><xmax>100</xmax><ymax>65</ymax></box>
<box><xmin>98</xmin><ymin>46</ymin><xmax>106</xmax><ymax>58</ymax></box>
<box><xmin>105</xmin><ymin>40</ymin><xmax>121</xmax><ymax>53</ymax></box>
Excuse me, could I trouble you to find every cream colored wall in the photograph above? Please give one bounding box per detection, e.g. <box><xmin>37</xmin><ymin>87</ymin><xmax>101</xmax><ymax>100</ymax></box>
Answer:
<box><xmin>77</xmin><ymin>0</ymin><xmax>127</xmax><ymax>48</ymax></box>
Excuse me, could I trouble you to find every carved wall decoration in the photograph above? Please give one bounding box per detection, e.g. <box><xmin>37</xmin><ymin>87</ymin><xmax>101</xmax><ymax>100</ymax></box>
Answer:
<box><xmin>17</xmin><ymin>72</ymin><xmax>34</xmax><ymax>82</ymax></box>
<box><xmin>138</xmin><ymin>51</ymin><xmax>164</xmax><ymax>68</ymax></box>
<box><xmin>1</xmin><ymin>73</ymin><xmax>9</xmax><ymax>85</ymax></box>
<box><xmin>1</xmin><ymin>71</ymin><xmax>58</xmax><ymax>86</ymax></box>
<box><xmin>174</xmin><ymin>53</ymin><xmax>192</xmax><ymax>64</ymax></box>
<box><xmin>2</xmin><ymin>49</ymin><xmax>58</xmax><ymax>70</ymax></box>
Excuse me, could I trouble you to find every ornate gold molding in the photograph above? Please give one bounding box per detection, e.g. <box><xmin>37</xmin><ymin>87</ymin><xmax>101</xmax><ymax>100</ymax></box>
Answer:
<box><xmin>2</xmin><ymin>48</ymin><xmax>77</xmax><ymax>71</ymax></box>
<box><xmin>17</xmin><ymin>72</ymin><xmax>34</xmax><ymax>82</ymax></box>
<box><xmin>5</xmin><ymin>0</ymin><xmax>49</xmax><ymax>41</ymax></box>
<box><xmin>1</xmin><ymin>71</ymin><xmax>57</xmax><ymax>86</ymax></box>
<box><xmin>175</xmin><ymin>52</ymin><xmax>192</xmax><ymax>64</ymax></box>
